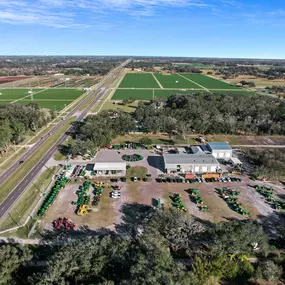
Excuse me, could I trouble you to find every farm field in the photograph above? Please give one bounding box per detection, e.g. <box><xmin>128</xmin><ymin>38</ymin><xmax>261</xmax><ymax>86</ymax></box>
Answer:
<box><xmin>153</xmin><ymin>73</ymin><xmax>201</xmax><ymax>88</ymax></box>
<box><xmin>209</xmin><ymin>90</ymin><xmax>256</xmax><ymax>96</ymax></box>
<box><xmin>0</xmin><ymin>88</ymin><xmax>43</xmax><ymax>100</ymax></box>
<box><xmin>183</xmin><ymin>73</ymin><xmax>240</xmax><ymax>89</ymax></box>
<box><xmin>0</xmin><ymin>88</ymin><xmax>85</xmax><ymax>111</ymax></box>
<box><xmin>112</xmin><ymin>88</ymin><xmax>203</xmax><ymax>100</ymax></box>
<box><xmin>119</xmin><ymin>73</ymin><xmax>160</xmax><ymax>88</ymax></box>
<box><xmin>112</xmin><ymin>72</ymin><xmax>254</xmax><ymax>100</ymax></box>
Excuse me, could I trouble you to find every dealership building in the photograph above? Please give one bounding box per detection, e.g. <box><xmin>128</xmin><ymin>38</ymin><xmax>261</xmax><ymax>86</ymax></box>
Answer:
<box><xmin>206</xmin><ymin>142</ymin><xmax>232</xmax><ymax>159</ymax></box>
<box><xmin>163</xmin><ymin>145</ymin><xmax>220</xmax><ymax>174</ymax></box>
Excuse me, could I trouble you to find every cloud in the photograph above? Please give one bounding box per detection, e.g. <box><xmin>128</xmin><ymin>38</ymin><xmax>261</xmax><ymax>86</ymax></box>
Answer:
<box><xmin>0</xmin><ymin>0</ymin><xmax>213</xmax><ymax>28</ymax></box>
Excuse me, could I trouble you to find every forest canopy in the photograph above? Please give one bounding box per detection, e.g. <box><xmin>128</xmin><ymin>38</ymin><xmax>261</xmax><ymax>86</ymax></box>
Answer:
<box><xmin>0</xmin><ymin>103</ymin><xmax>54</xmax><ymax>153</ymax></box>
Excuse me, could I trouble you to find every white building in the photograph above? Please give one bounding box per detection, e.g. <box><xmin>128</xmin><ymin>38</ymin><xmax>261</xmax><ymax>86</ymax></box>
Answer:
<box><xmin>163</xmin><ymin>153</ymin><xmax>219</xmax><ymax>174</ymax></box>
<box><xmin>207</xmin><ymin>142</ymin><xmax>232</xmax><ymax>159</ymax></box>
<box><xmin>93</xmin><ymin>162</ymin><xmax>126</xmax><ymax>175</ymax></box>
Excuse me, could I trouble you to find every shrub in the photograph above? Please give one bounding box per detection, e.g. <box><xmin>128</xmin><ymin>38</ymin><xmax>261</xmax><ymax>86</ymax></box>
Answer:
<box><xmin>139</xmin><ymin>137</ymin><xmax>152</xmax><ymax>145</ymax></box>
<box><xmin>255</xmin><ymin>260</ymin><xmax>283</xmax><ymax>281</ymax></box>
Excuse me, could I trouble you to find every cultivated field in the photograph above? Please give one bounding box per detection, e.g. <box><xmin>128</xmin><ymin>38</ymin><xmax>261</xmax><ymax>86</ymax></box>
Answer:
<box><xmin>119</xmin><ymin>73</ymin><xmax>160</xmax><ymax>88</ymax></box>
<box><xmin>153</xmin><ymin>73</ymin><xmax>200</xmax><ymax>89</ymax></box>
<box><xmin>112</xmin><ymin>88</ymin><xmax>203</xmax><ymax>100</ymax></box>
<box><xmin>0</xmin><ymin>88</ymin><xmax>85</xmax><ymax>111</ymax></box>
<box><xmin>112</xmin><ymin>72</ymin><xmax>253</xmax><ymax>100</ymax></box>
<box><xmin>183</xmin><ymin>73</ymin><xmax>240</xmax><ymax>89</ymax></box>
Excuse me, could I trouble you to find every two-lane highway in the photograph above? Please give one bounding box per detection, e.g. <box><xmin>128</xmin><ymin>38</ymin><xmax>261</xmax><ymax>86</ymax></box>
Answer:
<box><xmin>0</xmin><ymin>59</ymin><xmax>130</xmax><ymax>219</ymax></box>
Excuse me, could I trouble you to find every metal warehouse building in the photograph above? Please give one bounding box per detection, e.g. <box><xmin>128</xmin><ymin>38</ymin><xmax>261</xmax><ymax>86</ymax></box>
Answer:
<box><xmin>93</xmin><ymin>162</ymin><xmax>126</xmax><ymax>175</ymax></box>
<box><xmin>207</xmin><ymin>142</ymin><xmax>232</xmax><ymax>159</ymax></box>
<box><xmin>163</xmin><ymin>153</ymin><xmax>219</xmax><ymax>174</ymax></box>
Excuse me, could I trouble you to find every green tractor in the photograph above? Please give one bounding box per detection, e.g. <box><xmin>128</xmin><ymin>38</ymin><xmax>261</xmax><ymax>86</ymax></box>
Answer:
<box><xmin>199</xmin><ymin>205</ymin><xmax>209</xmax><ymax>211</ymax></box>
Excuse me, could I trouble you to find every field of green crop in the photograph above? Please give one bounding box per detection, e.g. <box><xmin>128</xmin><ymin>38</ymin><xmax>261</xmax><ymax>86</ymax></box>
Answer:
<box><xmin>119</xmin><ymin>73</ymin><xmax>160</xmax><ymax>88</ymax></box>
<box><xmin>0</xmin><ymin>88</ymin><xmax>43</xmax><ymax>100</ymax></box>
<box><xmin>153</xmin><ymin>73</ymin><xmax>200</xmax><ymax>89</ymax></box>
<box><xmin>0</xmin><ymin>88</ymin><xmax>84</xmax><ymax>111</ymax></box>
<box><xmin>112</xmin><ymin>89</ymin><xmax>206</xmax><ymax>100</ymax></box>
<box><xmin>183</xmin><ymin>74</ymin><xmax>239</xmax><ymax>89</ymax></box>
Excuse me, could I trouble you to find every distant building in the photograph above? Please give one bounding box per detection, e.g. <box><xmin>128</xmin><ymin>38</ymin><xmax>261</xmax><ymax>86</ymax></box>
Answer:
<box><xmin>207</xmin><ymin>142</ymin><xmax>232</xmax><ymax>159</ymax></box>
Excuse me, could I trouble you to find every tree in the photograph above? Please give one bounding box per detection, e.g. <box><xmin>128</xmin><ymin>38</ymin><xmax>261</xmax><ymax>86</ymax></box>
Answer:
<box><xmin>0</xmin><ymin>245</ymin><xmax>32</xmax><ymax>284</ymax></box>
<box><xmin>209</xmin><ymin>221</ymin><xmax>269</xmax><ymax>256</ymax></box>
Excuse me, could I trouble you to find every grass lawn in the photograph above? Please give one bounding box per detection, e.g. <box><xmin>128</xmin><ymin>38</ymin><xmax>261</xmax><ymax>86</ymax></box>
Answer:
<box><xmin>183</xmin><ymin>74</ymin><xmax>239</xmax><ymax>89</ymax></box>
<box><xmin>113</xmin><ymin>134</ymin><xmax>197</xmax><ymax>145</ymax></box>
<box><xmin>0</xmin><ymin>88</ymin><xmax>84</xmax><ymax>111</ymax></box>
<box><xmin>112</xmin><ymin>89</ymin><xmax>206</xmax><ymax>100</ymax></box>
<box><xmin>32</xmin><ymin>88</ymin><xmax>84</xmax><ymax>100</ymax></box>
<box><xmin>0</xmin><ymin>148</ymin><xmax>26</xmax><ymax>174</ymax></box>
<box><xmin>126</xmin><ymin>166</ymin><xmax>148</xmax><ymax>179</ymax></box>
<box><xmin>0</xmin><ymin>166</ymin><xmax>58</xmax><ymax>232</ymax></box>
<box><xmin>209</xmin><ymin>90</ymin><xmax>256</xmax><ymax>96</ymax></box>
<box><xmin>154</xmin><ymin>73</ymin><xmax>201</xmax><ymax>88</ymax></box>
<box><xmin>101</xmin><ymin>101</ymin><xmax>139</xmax><ymax>113</ymax></box>
<box><xmin>119</xmin><ymin>73</ymin><xmax>160</xmax><ymax>88</ymax></box>
<box><xmin>17</xmin><ymin>100</ymin><xmax>73</xmax><ymax>111</ymax></box>
<box><xmin>0</xmin><ymin>117</ymin><xmax>75</xmax><ymax>203</ymax></box>
<box><xmin>0</xmin><ymin>88</ymin><xmax>43</xmax><ymax>100</ymax></box>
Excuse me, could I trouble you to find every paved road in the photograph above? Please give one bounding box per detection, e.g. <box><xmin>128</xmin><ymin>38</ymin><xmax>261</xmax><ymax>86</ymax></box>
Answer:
<box><xmin>232</xmin><ymin>145</ymin><xmax>285</xmax><ymax>148</ymax></box>
<box><xmin>0</xmin><ymin>60</ymin><xmax>130</xmax><ymax>219</ymax></box>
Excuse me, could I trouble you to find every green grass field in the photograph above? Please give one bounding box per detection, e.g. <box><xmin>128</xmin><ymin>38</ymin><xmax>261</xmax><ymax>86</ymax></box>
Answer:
<box><xmin>0</xmin><ymin>88</ymin><xmax>43</xmax><ymax>100</ymax></box>
<box><xmin>209</xmin><ymin>90</ymin><xmax>256</xmax><ymax>96</ymax></box>
<box><xmin>183</xmin><ymin>74</ymin><xmax>239</xmax><ymax>89</ymax></box>
<box><xmin>119</xmin><ymin>73</ymin><xmax>160</xmax><ymax>88</ymax></box>
<box><xmin>17</xmin><ymin>100</ymin><xmax>74</xmax><ymax>111</ymax></box>
<box><xmin>0</xmin><ymin>88</ymin><xmax>84</xmax><ymax>111</ymax></box>
<box><xmin>111</xmin><ymin>72</ymin><xmax>256</xmax><ymax>100</ymax></box>
<box><xmin>112</xmin><ymin>89</ymin><xmax>206</xmax><ymax>100</ymax></box>
<box><xmin>153</xmin><ymin>73</ymin><xmax>200</xmax><ymax>88</ymax></box>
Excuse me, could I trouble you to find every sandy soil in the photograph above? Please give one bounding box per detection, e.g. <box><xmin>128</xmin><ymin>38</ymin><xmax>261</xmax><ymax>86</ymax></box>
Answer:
<box><xmin>40</xmin><ymin>176</ymin><xmax>285</xmax><ymax>232</ymax></box>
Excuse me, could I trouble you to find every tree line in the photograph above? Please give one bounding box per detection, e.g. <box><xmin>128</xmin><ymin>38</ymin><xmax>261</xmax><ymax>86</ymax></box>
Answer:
<box><xmin>69</xmin><ymin>93</ymin><xmax>285</xmax><ymax>156</ymax></box>
<box><xmin>1</xmin><ymin>207</ymin><xmax>284</xmax><ymax>284</ymax></box>
<box><xmin>69</xmin><ymin>110</ymin><xmax>135</xmax><ymax>155</ymax></box>
<box><xmin>0</xmin><ymin>56</ymin><xmax>124</xmax><ymax>76</ymax></box>
<box><xmin>0</xmin><ymin>103</ymin><xmax>54</xmax><ymax>153</ymax></box>
<box><xmin>217</xmin><ymin>66</ymin><xmax>285</xmax><ymax>80</ymax></box>
<box><xmin>135</xmin><ymin>93</ymin><xmax>285</xmax><ymax>136</ymax></box>
<box><xmin>247</xmin><ymin>149</ymin><xmax>285</xmax><ymax>180</ymax></box>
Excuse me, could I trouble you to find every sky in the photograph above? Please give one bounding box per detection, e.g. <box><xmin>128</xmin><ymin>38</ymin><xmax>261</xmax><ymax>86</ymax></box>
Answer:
<box><xmin>0</xmin><ymin>0</ymin><xmax>285</xmax><ymax>58</ymax></box>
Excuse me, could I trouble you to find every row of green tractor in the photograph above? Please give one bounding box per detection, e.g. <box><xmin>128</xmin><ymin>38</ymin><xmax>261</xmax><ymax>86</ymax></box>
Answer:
<box><xmin>188</xmin><ymin>189</ymin><xmax>209</xmax><ymax>211</ymax></box>
<box><xmin>93</xmin><ymin>183</ymin><xmax>104</xmax><ymax>206</ymax></box>
<box><xmin>216</xmin><ymin>187</ymin><xmax>250</xmax><ymax>216</ymax></box>
<box><xmin>169</xmin><ymin>194</ymin><xmax>186</xmax><ymax>212</ymax></box>
<box><xmin>72</xmin><ymin>181</ymin><xmax>91</xmax><ymax>215</ymax></box>
<box><xmin>37</xmin><ymin>175</ymin><xmax>69</xmax><ymax>217</ymax></box>
<box><xmin>255</xmin><ymin>185</ymin><xmax>285</xmax><ymax>210</ymax></box>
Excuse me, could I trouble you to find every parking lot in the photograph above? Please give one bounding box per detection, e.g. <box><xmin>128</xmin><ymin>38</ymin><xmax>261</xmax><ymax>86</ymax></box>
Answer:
<box><xmin>40</xmin><ymin>173</ymin><xmax>285</xmax><ymax>232</ymax></box>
